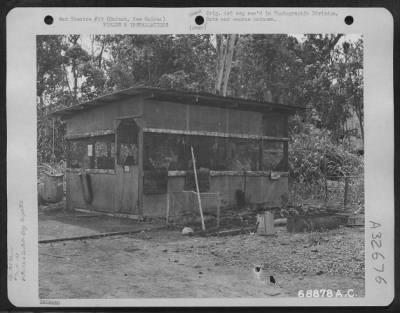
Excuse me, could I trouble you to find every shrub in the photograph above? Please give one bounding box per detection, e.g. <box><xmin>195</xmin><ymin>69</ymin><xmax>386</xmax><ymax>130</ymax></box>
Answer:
<box><xmin>289</xmin><ymin>115</ymin><xmax>363</xmax><ymax>182</ymax></box>
<box><xmin>288</xmin><ymin>115</ymin><xmax>364</xmax><ymax>206</ymax></box>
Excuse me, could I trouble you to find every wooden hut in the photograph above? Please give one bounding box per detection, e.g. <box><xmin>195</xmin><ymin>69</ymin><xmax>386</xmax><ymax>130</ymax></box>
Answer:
<box><xmin>52</xmin><ymin>87</ymin><xmax>302</xmax><ymax>220</ymax></box>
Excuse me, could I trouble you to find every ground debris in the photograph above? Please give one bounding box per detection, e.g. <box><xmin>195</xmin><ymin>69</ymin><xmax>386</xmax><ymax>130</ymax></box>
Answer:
<box><xmin>123</xmin><ymin>247</ymin><xmax>140</xmax><ymax>253</ymax></box>
<box><xmin>40</xmin><ymin>222</ymin><xmax>365</xmax><ymax>298</ymax></box>
<box><xmin>200</xmin><ymin>227</ymin><xmax>365</xmax><ymax>280</ymax></box>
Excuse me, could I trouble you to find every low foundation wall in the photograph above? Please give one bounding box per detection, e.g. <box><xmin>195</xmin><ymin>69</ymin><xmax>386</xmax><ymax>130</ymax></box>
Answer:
<box><xmin>66</xmin><ymin>171</ymin><xmax>289</xmax><ymax>219</ymax></box>
<box><xmin>143</xmin><ymin>174</ymin><xmax>288</xmax><ymax>219</ymax></box>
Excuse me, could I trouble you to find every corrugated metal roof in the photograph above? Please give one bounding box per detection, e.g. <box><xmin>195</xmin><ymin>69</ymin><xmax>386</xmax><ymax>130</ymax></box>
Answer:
<box><xmin>51</xmin><ymin>87</ymin><xmax>304</xmax><ymax>117</ymax></box>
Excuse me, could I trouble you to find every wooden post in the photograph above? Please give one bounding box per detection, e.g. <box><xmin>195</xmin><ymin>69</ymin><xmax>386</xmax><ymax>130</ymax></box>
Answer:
<box><xmin>256</xmin><ymin>211</ymin><xmax>275</xmax><ymax>235</ymax></box>
<box><xmin>344</xmin><ymin>177</ymin><xmax>349</xmax><ymax>209</ymax></box>
<box><xmin>191</xmin><ymin>146</ymin><xmax>206</xmax><ymax>231</ymax></box>
<box><xmin>243</xmin><ymin>168</ymin><xmax>247</xmax><ymax>206</ymax></box>
<box><xmin>166</xmin><ymin>192</ymin><xmax>170</xmax><ymax>225</ymax></box>
<box><xmin>217</xmin><ymin>193</ymin><xmax>221</xmax><ymax>229</ymax></box>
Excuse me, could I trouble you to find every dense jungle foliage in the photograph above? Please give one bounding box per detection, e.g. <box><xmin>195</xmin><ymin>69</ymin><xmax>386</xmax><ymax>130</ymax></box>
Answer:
<box><xmin>37</xmin><ymin>34</ymin><xmax>364</xmax><ymax>191</ymax></box>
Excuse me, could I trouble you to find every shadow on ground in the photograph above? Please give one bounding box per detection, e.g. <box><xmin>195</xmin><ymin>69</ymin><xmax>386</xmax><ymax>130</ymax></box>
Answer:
<box><xmin>39</xmin><ymin>202</ymin><xmax>163</xmax><ymax>241</ymax></box>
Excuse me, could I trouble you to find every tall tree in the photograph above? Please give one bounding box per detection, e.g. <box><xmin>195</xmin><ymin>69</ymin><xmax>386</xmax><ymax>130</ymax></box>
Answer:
<box><xmin>37</xmin><ymin>35</ymin><xmax>69</xmax><ymax>107</ymax></box>
<box><xmin>343</xmin><ymin>38</ymin><xmax>364</xmax><ymax>143</ymax></box>
<box><xmin>37</xmin><ymin>35</ymin><xmax>69</xmax><ymax>164</ymax></box>
<box><xmin>37</xmin><ymin>34</ymin><xmax>363</xmax><ymax>164</ymax></box>
<box><xmin>227</xmin><ymin>34</ymin><xmax>306</xmax><ymax>104</ymax></box>
<box><xmin>214</xmin><ymin>34</ymin><xmax>238</xmax><ymax>96</ymax></box>
<box><xmin>63</xmin><ymin>35</ymin><xmax>91</xmax><ymax>103</ymax></box>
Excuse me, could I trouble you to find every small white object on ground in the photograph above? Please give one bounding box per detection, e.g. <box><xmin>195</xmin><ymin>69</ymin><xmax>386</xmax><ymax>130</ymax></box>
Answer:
<box><xmin>182</xmin><ymin>227</ymin><xmax>194</xmax><ymax>235</ymax></box>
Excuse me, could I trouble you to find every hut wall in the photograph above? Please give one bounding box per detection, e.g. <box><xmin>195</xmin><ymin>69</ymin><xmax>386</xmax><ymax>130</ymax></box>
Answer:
<box><xmin>142</xmin><ymin>100</ymin><xmax>263</xmax><ymax>135</ymax></box>
<box><xmin>209</xmin><ymin>175</ymin><xmax>288</xmax><ymax>204</ymax></box>
<box><xmin>141</xmin><ymin>99</ymin><xmax>288</xmax><ymax>218</ymax></box>
<box><xmin>143</xmin><ymin>176</ymin><xmax>184</xmax><ymax>217</ymax></box>
<box><xmin>142</xmin><ymin>175</ymin><xmax>288</xmax><ymax>217</ymax></box>
<box><xmin>66</xmin><ymin>172</ymin><xmax>288</xmax><ymax>216</ymax></box>
<box><xmin>64</xmin><ymin>97</ymin><xmax>143</xmax><ymax>213</ymax></box>
<box><xmin>65</xmin><ymin>97</ymin><xmax>143</xmax><ymax>136</ymax></box>
<box><xmin>64</xmin><ymin>97</ymin><xmax>289</xmax><ymax>218</ymax></box>
<box><xmin>66</xmin><ymin>171</ymin><xmax>116</xmax><ymax>212</ymax></box>
<box><xmin>142</xmin><ymin>100</ymin><xmax>187</xmax><ymax>130</ymax></box>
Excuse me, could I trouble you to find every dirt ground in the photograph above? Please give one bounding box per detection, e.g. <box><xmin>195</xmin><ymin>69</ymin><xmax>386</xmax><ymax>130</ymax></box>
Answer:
<box><xmin>39</xmin><ymin>219</ymin><xmax>365</xmax><ymax>298</ymax></box>
<box><xmin>39</xmin><ymin>205</ymin><xmax>163</xmax><ymax>241</ymax></box>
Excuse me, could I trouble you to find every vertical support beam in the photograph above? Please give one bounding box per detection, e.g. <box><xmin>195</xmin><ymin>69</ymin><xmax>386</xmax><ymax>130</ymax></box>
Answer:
<box><xmin>136</xmin><ymin>96</ymin><xmax>145</xmax><ymax>214</ymax></box>
<box><xmin>136</xmin><ymin>117</ymin><xmax>144</xmax><ymax>215</ymax></box>
<box><xmin>217</xmin><ymin>192</ymin><xmax>221</xmax><ymax>229</ymax></box>
<box><xmin>243</xmin><ymin>169</ymin><xmax>247</xmax><ymax>204</ymax></box>
<box><xmin>191</xmin><ymin>146</ymin><xmax>205</xmax><ymax>231</ymax></box>
<box><xmin>344</xmin><ymin>177</ymin><xmax>349</xmax><ymax>209</ymax></box>
<box><xmin>283</xmin><ymin>141</ymin><xmax>289</xmax><ymax>172</ymax></box>
<box><xmin>166</xmin><ymin>192</ymin><xmax>170</xmax><ymax>225</ymax></box>
<box><xmin>113</xmin><ymin>119</ymin><xmax>119</xmax><ymax>213</ymax></box>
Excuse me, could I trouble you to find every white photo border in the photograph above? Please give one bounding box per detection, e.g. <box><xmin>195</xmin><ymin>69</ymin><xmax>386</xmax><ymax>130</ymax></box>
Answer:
<box><xmin>6</xmin><ymin>7</ymin><xmax>394</xmax><ymax>307</ymax></box>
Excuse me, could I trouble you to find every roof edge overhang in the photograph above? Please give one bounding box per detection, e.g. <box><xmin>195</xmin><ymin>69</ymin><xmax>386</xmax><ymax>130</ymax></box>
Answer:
<box><xmin>49</xmin><ymin>87</ymin><xmax>305</xmax><ymax>118</ymax></box>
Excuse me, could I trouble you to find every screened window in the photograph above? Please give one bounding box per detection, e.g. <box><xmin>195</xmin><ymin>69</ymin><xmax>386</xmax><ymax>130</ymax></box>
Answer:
<box><xmin>116</xmin><ymin>119</ymin><xmax>139</xmax><ymax>166</ymax></box>
<box><xmin>143</xmin><ymin>133</ymin><xmax>188</xmax><ymax>170</ymax></box>
<box><xmin>188</xmin><ymin>136</ymin><xmax>227</xmax><ymax>170</ymax></box>
<box><xmin>225</xmin><ymin>138</ymin><xmax>261</xmax><ymax>171</ymax></box>
<box><xmin>66</xmin><ymin>135</ymin><xmax>115</xmax><ymax>170</ymax></box>
<box><xmin>262</xmin><ymin>141</ymin><xmax>288</xmax><ymax>171</ymax></box>
<box><xmin>67</xmin><ymin>138</ymin><xmax>93</xmax><ymax>169</ymax></box>
<box><xmin>144</xmin><ymin>133</ymin><xmax>267</xmax><ymax>172</ymax></box>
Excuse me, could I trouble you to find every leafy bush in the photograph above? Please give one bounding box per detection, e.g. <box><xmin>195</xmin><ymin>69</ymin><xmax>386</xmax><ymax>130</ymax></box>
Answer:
<box><xmin>288</xmin><ymin>115</ymin><xmax>364</xmax><ymax>207</ymax></box>
<box><xmin>289</xmin><ymin>115</ymin><xmax>363</xmax><ymax>184</ymax></box>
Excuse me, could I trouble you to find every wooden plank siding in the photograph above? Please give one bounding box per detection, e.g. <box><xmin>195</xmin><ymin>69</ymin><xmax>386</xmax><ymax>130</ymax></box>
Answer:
<box><xmin>141</xmin><ymin>175</ymin><xmax>288</xmax><ymax>217</ymax></box>
<box><xmin>66</xmin><ymin>171</ymin><xmax>116</xmax><ymax>212</ymax></box>
<box><xmin>64</xmin><ymin>97</ymin><xmax>290</xmax><ymax>217</ymax></box>
<box><xmin>65</xmin><ymin>96</ymin><xmax>143</xmax><ymax>136</ymax></box>
<box><xmin>142</xmin><ymin>100</ymin><xmax>187</xmax><ymax>130</ymax></box>
<box><xmin>66</xmin><ymin>171</ymin><xmax>289</xmax><ymax>214</ymax></box>
<box><xmin>143</xmin><ymin>100</ymin><xmax>264</xmax><ymax>136</ymax></box>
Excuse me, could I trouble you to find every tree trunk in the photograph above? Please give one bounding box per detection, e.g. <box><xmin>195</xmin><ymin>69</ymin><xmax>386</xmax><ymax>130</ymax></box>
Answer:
<box><xmin>351</xmin><ymin>93</ymin><xmax>364</xmax><ymax>147</ymax></box>
<box><xmin>73</xmin><ymin>62</ymin><xmax>78</xmax><ymax>103</ymax></box>
<box><xmin>97</xmin><ymin>39</ymin><xmax>105</xmax><ymax>68</ymax></box>
<box><xmin>355</xmin><ymin>107</ymin><xmax>364</xmax><ymax>144</ymax></box>
<box><xmin>215</xmin><ymin>34</ymin><xmax>237</xmax><ymax>96</ymax></box>
<box><xmin>62</xmin><ymin>63</ymin><xmax>73</xmax><ymax>104</ymax></box>
<box><xmin>215</xmin><ymin>35</ymin><xmax>227</xmax><ymax>95</ymax></box>
<box><xmin>221</xmin><ymin>34</ymin><xmax>237</xmax><ymax>96</ymax></box>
